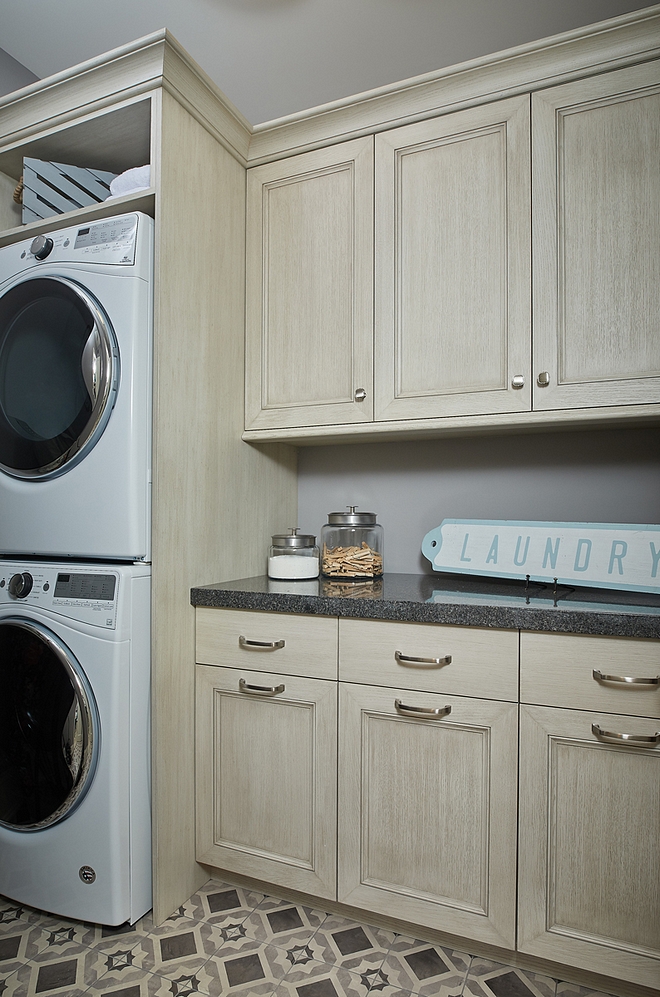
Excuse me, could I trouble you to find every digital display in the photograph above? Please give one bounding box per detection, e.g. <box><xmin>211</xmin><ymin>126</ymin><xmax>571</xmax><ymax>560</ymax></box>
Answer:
<box><xmin>54</xmin><ymin>573</ymin><xmax>116</xmax><ymax>601</ymax></box>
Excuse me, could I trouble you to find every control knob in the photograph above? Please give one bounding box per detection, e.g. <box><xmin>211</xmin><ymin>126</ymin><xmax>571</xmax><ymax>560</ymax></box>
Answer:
<box><xmin>8</xmin><ymin>572</ymin><xmax>33</xmax><ymax>598</ymax></box>
<box><xmin>30</xmin><ymin>235</ymin><xmax>54</xmax><ymax>260</ymax></box>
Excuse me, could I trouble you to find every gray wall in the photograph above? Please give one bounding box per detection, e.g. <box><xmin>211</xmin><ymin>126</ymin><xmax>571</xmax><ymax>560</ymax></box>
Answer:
<box><xmin>0</xmin><ymin>47</ymin><xmax>38</xmax><ymax>96</ymax></box>
<box><xmin>297</xmin><ymin>427</ymin><xmax>660</xmax><ymax>574</ymax></box>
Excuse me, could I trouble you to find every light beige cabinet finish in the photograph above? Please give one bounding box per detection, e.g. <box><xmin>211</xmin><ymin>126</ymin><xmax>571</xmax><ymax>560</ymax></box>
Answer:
<box><xmin>519</xmin><ymin>631</ymin><xmax>660</xmax><ymax>989</ymax></box>
<box><xmin>374</xmin><ymin>95</ymin><xmax>531</xmax><ymax>420</ymax></box>
<box><xmin>518</xmin><ymin>704</ymin><xmax>660</xmax><ymax>990</ymax></box>
<box><xmin>196</xmin><ymin>663</ymin><xmax>337</xmax><ymax>899</ymax></box>
<box><xmin>338</xmin><ymin>681</ymin><xmax>518</xmax><ymax>948</ymax></box>
<box><xmin>339</xmin><ymin>618</ymin><xmax>518</xmax><ymax>701</ymax></box>
<box><xmin>245</xmin><ymin>137</ymin><xmax>374</xmax><ymax>430</ymax></box>
<box><xmin>532</xmin><ymin>60</ymin><xmax>660</xmax><ymax>411</ymax></box>
<box><xmin>196</xmin><ymin>607</ymin><xmax>338</xmax><ymax>679</ymax></box>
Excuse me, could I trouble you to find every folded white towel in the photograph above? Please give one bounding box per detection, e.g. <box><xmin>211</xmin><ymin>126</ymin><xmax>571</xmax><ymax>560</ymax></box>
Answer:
<box><xmin>107</xmin><ymin>165</ymin><xmax>151</xmax><ymax>199</ymax></box>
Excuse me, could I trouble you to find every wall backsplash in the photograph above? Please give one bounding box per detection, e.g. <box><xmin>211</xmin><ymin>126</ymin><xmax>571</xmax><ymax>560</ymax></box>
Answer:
<box><xmin>297</xmin><ymin>427</ymin><xmax>660</xmax><ymax>575</ymax></box>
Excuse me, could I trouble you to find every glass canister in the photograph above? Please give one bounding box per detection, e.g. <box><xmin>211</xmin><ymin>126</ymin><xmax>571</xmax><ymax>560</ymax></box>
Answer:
<box><xmin>268</xmin><ymin>529</ymin><xmax>320</xmax><ymax>579</ymax></box>
<box><xmin>321</xmin><ymin>507</ymin><xmax>384</xmax><ymax>578</ymax></box>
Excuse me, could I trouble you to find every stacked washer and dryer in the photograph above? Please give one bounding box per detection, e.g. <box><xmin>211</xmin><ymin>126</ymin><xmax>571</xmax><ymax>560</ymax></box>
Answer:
<box><xmin>0</xmin><ymin>212</ymin><xmax>154</xmax><ymax>925</ymax></box>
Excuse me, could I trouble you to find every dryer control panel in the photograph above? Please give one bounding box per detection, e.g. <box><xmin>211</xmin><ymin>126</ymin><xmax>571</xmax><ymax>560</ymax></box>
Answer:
<box><xmin>0</xmin><ymin>562</ymin><xmax>119</xmax><ymax>628</ymax></box>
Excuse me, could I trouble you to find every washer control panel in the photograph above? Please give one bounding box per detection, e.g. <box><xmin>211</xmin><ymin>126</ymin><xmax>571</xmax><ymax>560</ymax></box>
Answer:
<box><xmin>1</xmin><ymin>213</ymin><xmax>140</xmax><ymax>271</ymax></box>
<box><xmin>0</xmin><ymin>562</ymin><xmax>119</xmax><ymax>628</ymax></box>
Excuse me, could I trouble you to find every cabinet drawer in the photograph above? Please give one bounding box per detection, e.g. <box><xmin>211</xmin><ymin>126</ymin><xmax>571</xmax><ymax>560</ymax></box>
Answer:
<box><xmin>339</xmin><ymin>618</ymin><xmax>518</xmax><ymax>700</ymax></box>
<box><xmin>521</xmin><ymin>632</ymin><xmax>660</xmax><ymax>718</ymax></box>
<box><xmin>196</xmin><ymin>608</ymin><xmax>337</xmax><ymax>679</ymax></box>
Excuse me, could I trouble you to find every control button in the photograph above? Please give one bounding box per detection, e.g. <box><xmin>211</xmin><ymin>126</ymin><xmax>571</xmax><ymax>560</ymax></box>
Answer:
<box><xmin>30</xmin><ymin>235</ymin><xmax>54</xmax><ymax>260</ymax></box>
<box><xmin>8</xmin><ymin>572</ymin><xmax>33</xmax><ymax>598</ymax></box>
<box><xmin>43</xmin><ymin>581</ymin><xmax>50</xmax><ymax>592</ymax></box>
<box><xmin>0</xmin><ymin>578</ymin><xmax>5</xmax><ymax>587</ymax></box>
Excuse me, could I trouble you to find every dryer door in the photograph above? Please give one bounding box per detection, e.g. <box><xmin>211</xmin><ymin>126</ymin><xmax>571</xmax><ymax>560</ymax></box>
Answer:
<box><xmin>0</xmin><ymin>275</ymin><xmax>119</xmax><ymax>479</ymax></box>
<box><xmin>0</xmin><ymin>618</ymin><xmax>99</xmax><ymax>830</ymax></box>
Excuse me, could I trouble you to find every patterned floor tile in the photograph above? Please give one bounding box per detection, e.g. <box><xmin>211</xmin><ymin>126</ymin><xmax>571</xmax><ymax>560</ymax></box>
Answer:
<box><xmin>274</xmin><ymin>955</ymin><xmax>373</xmax><ymax>997</ymax></box>
<box><xmin>83</xmin><ymin>972</ymin><xmax>179</xmax><ymax>996</ymax></box>
<box><xmin>463</xmin><ymin>958</ymin><xmax>556</xmax><ymax>997</ymax></box>
<box><xmin>305</xmin><ymin>915</ymin><xmax>395</xmax><ymax>974</ymax></box>
<box><xmin>75</xmin><ymin>912</ymin><xmax>156</xmax><ymax>953</ymax></box>
<box><xmin>131</xmin><ymin>916</ymin><xmax>232</xmax><ymax>983</ymax></box>
<box><xmin>555</xmin><ymin>984</ymin><xmax>617</xmax><ymax>997</ymax></box>
<box><xmin>177</xmin><ymin>881</ymin><xmax>264</xmax><ymax>928</ymax></box>
<box><xmin>201</xmin><ymin>934</ymin><xmax>291</xmax><ymax>996</ymax></box>
<box><xmin>243</xmin><ymin>898</ymin><xmax>327</xmax><ymax>949</ymax></box>
<box><xmin>0</xmin><ymin>899</ymin><xmax>43</xmax><ymax>931</ymax></box>
<box><xmin>377</xmin><ymin>934</ymin><xmax>470</xmax><ymax>997</ymax></box>
<box><xmin>0</xmin><ymin>944</ymin><xmax>105</xmax><ymax>996</ymax></box>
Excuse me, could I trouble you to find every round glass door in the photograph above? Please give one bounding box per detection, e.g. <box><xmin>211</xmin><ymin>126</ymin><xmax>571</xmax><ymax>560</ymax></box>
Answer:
<box><xmin>0</xmin><ymin>618</ymin><xmax>99</xmax><ymax>830</ymax></box>
<box><xmin>0</xmin><ymin>275</ymin><xmax>119</xmax><ymax>479</ymax></box>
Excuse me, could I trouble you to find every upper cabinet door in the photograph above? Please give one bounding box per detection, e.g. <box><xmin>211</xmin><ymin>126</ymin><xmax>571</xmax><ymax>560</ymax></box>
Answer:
<box><xmin>532</xmin><ymin>61</ymin><xmax>660</xmax><ymax>410</ymax></box>
<box><xmin>374</xmin><ymin>96</ymin><xmax>531</xmax><ymax>421</ymax></box>
<box><xmin>245</xmin><ymin>137</ymin><xmax>374</xmax><ymax>431</ymax></box>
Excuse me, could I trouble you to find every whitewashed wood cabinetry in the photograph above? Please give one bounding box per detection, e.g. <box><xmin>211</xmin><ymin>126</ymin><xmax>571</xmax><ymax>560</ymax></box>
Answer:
<box><xmin>245</xmin><ymin>138</ymin><xmax>374</xmax><ymax>430</ymax></box>
<box><xmin>532</xmin><ymin>61</ymin><xmax>660</xmax><ymax>412</ymax></box>
<box><xmin>337</xmin><ymin>619</ymin><xmax>518</xmax><ymax>948</ymax></box>
<box><xmin>374</xmin><ymin>96</ymin><xmax>531</xmax><ymax>421</ymax></box>
<box><xmin>195</xmin><ymin>610</ymin><xmax>338</xmax><ymax>898</ymax></box>
<box><xmin>518</xmin><ymin>632</ymin><xmax>660</xmax><ymax>990</ymax></box>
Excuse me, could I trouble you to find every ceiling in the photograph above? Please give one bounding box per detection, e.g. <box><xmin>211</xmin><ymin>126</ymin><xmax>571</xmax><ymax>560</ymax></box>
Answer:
<box><xmin>0</xmin><ymin>0</ymin><xmax>648</xmax><ymax>124</ymax></box>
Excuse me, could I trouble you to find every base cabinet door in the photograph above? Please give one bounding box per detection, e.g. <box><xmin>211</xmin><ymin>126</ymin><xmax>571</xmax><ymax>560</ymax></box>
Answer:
<box><xmin>196</xmin><ymin>664</ymin><xmax>337</xmax><ymax>899</ymax></box>
<box><xmin>518</xmin><ymin>704</ymin><xmax>660</xmax><ymax>989</ymax></box>
<box><xmin>338</xmin><ymin>682</ymin><xmax>518</xmax><ymax>948</ymax></box>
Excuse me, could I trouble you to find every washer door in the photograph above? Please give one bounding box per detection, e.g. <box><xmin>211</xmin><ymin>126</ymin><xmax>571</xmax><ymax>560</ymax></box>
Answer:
<box><xmin>0</xmin><ymin>618</ymin><xmax>99</xmax><ymax>831</ymax></box>
<box><xmin>0</xmin><ymin>275</ymin><xmax>119</xmax><ymax>479</ymax></box>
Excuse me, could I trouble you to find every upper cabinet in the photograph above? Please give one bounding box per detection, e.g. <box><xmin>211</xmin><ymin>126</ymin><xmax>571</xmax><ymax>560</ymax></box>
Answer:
<box><xmin>245</xmin><ymin>138</ymin><xmax>374</xmax><ymax>431</ymax></box>
<box><xmin>532</xmin><ymin>61</ymin><xmax>660</xmax><ymax>410</ymax></box>
<box><xmin>244</xmin><ymin>54</ymin><xmax>660</xmax><ymax>443</ymax></box>
<box><xmin>375</xmin><ymin>96</ymin><xmax>531</xmax><ymax>421</ymax></box>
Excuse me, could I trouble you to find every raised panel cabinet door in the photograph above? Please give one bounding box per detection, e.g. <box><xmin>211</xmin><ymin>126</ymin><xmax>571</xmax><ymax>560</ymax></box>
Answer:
<box><xmin>532</xmin><ymin>60</ymin><xmax>660</xmax><ymax>410</ymax></box>
<box><xmin>518</xmin><ymin>704</ymin><xmax>660</xmax><ymax>990</ymax></box>
<box><xmin>338</xmin><ymin>683</ymin><xmax>518</xmax><ymax>948</ymax></box>
<box><xmin>245</xmin><ymin>137</ymin><xmax>374</xmax><ymax>431</ymax></box>
<box><xmin>374</xmin><ymin>95</ymin><xmax>531</xmax><ymax>421</ymax></box>
<box><xmin>196</xmin><ymin>664</ymin><xmax>337</xmax><ymax>898</ymax></box>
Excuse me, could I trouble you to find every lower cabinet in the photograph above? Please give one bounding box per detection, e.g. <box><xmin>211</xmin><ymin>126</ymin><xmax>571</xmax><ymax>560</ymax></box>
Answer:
<box><xmin>338</xmin><ymin>682</ymin><xmax>518</xmax><ymax>948</ymax></box>
<box><xmin>195</xmin><ymin>609</ymin><xmax>660</xmax><ymax>992</ymax></box>
<box><xmin>518</xmin><ymin>632</ymin><xmax>660</xmax><ymax>991</ymax></box>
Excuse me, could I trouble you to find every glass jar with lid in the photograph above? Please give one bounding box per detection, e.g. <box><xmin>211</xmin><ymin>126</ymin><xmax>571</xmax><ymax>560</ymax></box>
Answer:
<box><xmin>268</xmin><ymin>529</ymin><xmax>320</xmax><ymax>579</ymax></box>
<box><xmin>321</xmin><ymin>507</ymin><xmax>383</xmax><ymax>578</ymax></box>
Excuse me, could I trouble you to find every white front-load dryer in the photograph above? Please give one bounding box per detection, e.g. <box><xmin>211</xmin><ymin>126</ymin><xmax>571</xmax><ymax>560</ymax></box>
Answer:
<box><xmin>0</xmin><ymin>212</ymin><xmax>153</xmax><ymax>560</ymax></box>
<box><xmin>0</xmin><ymin>559</ymin><xmax>151</xmax><ymax>925</ymax></box>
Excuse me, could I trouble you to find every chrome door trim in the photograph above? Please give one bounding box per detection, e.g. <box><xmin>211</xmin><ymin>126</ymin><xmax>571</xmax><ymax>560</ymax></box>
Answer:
<box><xmin>0</xmin><ymin>274</ymin><xmax>119</xmax><ymax>480</ymax></box>
<box><xmin>0</xmin><ymin>617</ymin><xmax>100</xmax><ymax>831</ymax></box>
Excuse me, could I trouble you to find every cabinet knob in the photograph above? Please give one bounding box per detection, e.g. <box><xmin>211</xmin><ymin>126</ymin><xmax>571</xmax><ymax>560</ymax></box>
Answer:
<box><xmin>354</xmin><ymin>388</ymin><xmax>367</xmax><ymax>402</ymax></box>
<box><xmin>537</xmin><ymin>371</ymin><xmax>551</xmax><ymax>387</ymax></box>
<box><xmin>511</xmin><ymin>375</ymin><xmax>525</xmax><ymax>389</ymax></box>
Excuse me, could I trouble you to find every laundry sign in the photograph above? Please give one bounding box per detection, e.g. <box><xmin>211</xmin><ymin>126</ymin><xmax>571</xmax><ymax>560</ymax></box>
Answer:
<box><xmin>421</xmin><ymin>520</ymin><xmax>660</xmax><ymax>594</ymax></box>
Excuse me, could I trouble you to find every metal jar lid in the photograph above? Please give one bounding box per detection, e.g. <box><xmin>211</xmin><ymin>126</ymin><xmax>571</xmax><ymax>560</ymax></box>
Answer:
<box><xmin>271</xmin><ymin>528</ymin><xmax>317</xmax><ymax>548</ymax></box>
<box><xmin>327</xmin><ymin>505</ymin><xmax>377</xmax><ymax>526</ymax></box>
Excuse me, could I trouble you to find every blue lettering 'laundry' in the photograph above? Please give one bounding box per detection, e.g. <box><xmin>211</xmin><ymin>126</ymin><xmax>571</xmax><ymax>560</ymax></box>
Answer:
<box><xmin>542</xmin><ymin>537</ymin><xmax>560</xmax><ymax>570</ymax></box>
<box><xmin>460</xmin><ymin>533</ymin><xmax>471</xmax><ymax>562</ymax></box>
<box><xmin>486</xmin><ymin>536</ymin><xmax>499</xmax><ymax>564</ymax></box>
<box><xmin>650</xmin><ymin>543</ymin><xmax>660</xmax><ymax>578</ymax></box>
<box><xmin>513</xmin><ymin>535</ymin><xmax>530</xmax><ymax>567</ymax></box>
<box><xmin>574</xmin><ymin>538</ymin><xmax>592</xmax><ymax>572</ymax></box>
<box><xmin>608</xmin><ymin>540</ymin><xmax>628</xmax><ymax>575</ymax></box>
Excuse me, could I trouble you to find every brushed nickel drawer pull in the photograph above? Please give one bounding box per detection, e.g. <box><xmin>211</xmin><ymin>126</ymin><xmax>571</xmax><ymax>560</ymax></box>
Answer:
<box><xmin>239</xmin><ymin>678</ymin><xmax>285</xmax><ymax>696</ymax></box>
<box><xmin>591</xmin><ymin>723</ymin><xmax>660</xmax><ymax>747</ymax></box>
<box><xmin>239</xmin><ymin>635</ymin><xmax>285</xmax><ymax>651</ymax></box>
<box><xmin>394</xmin><ymin>700</ymin><xmax>451</xmax><ymax>720</ymax></box>
<box><xmin>395</xmin><ymin>650</ymin><xmax>452</xmax><ymax>667</ymax></box>
<box><xmin>592</xmin><ymin>669</ymin><xmax>659</xmax><ymax>686</ymax></box>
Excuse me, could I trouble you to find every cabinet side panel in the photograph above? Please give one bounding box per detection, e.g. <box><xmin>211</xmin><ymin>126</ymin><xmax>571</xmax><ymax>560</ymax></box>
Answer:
<box><xmin>151</xmin><ymin>91</ymin><xmax>296</xmax><ymax>924</ymax></box>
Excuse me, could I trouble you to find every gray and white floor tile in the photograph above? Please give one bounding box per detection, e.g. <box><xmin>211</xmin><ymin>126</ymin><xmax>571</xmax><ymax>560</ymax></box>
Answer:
<box><xmin>202</xmin><ymin>933</ymin><xmax>292</xmax><ymax>996</ymax></box>
<box><xmin>243</xmin><ymin>898</ymin><xmax>327</xmax><ymax>949</ymax></box>
<box><xmin>377</xmin><ymin>934</ymin><xmax>471</xmax><ymax>997</ymax></box>
<box><xmin>555</xmin><ymin>985</ymin><xmax>618</xmax><ymax>997</ymax></box>
<box><xmin>305</xmin><ymin>915</ymin><xmax>395</xmax><ymax>975</ymax></box>
<box><xmin>274</xmin><ymin>954</ymin><xmax>373</xmax><ymax>997</ymax></box>
<box><xmin>178</xmin><ymin>882</ymin><xmax>264</xmax><ymax>929</ymax></box>
<box><xmin>462</xmin><ymin>958</ymin><xmax>556</xmax><ymax>997</ymax></box>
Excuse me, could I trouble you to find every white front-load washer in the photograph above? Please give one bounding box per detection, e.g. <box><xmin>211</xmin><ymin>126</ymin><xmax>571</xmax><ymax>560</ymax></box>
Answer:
<box><xmin>0</xmin><ymin>559</ymin><xmax>151</xmax><ymax>925</ymax></box>
<box><xmin>0</xmin><ymin>212</ymin><xmax>153</xmax><ymax>560</ymax></box>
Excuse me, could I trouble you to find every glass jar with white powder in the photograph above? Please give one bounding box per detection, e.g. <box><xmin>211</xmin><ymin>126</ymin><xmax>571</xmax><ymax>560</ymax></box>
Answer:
<box><xmin>268</xmin><ymin>529</ymin><xmax>320</xmax><ymax>579</ymax></box>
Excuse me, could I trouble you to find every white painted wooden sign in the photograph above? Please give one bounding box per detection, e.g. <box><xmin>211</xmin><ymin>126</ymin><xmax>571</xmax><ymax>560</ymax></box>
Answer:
<box><xmin>421</xmin><ymin>520</ymin><xmax>660</xmax><ymax>594</ymax></box>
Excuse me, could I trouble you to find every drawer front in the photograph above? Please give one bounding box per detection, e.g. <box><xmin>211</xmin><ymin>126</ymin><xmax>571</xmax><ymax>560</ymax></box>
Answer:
<box><xmin>196</xmin><ymin>608</ymin><xmax>338</xmax><ymax>679</ymax></box>
<box><xmin>339</xmin><ymin>618</ymin><xmax>518</xmax><ymax>700</ymax></box>
<box><xmin>521</xmin><ymin>632</ymin><xmax>660</xmax><ymax>718</ymax></box>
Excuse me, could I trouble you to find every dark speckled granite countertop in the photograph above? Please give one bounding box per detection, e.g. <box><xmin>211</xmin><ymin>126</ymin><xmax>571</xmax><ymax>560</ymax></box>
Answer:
<box><xmin>191</xmin><ymin>573</ymin><xmax>660</xmax><ymax>639</ymax></box>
